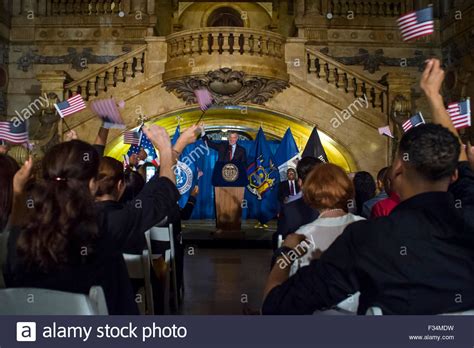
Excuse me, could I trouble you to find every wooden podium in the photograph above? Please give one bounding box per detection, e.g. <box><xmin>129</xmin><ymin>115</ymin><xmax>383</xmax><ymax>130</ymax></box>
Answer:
<box><xmin>212</xmin><ymin>161</ymin><xmax>248</xmax><ymax>234</ymax></box>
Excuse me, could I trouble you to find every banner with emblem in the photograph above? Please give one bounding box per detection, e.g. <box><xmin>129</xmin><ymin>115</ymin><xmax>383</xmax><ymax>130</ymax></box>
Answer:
<box><xmin>172</xmin><ymin>125</ymin><xmax>199</xmax><ymax>208</ymax></box>
<box><xmin>244</xmin><ymin>128</ymin><xmax>280</xmax><ymax>224</ymax></box>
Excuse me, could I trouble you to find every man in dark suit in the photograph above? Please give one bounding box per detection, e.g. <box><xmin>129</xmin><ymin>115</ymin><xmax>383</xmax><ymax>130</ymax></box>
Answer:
<box><xmin>277</xmin><ymin>168</ymin><xmax>300</xmax><ymax>204</ymax></box>
<box><xmin>273</xmin><ymin>157</ymin><xmax>322</xmax><ymax>250</ymax></box>
<box><xmin>202</xmin><ymin>131</ymin><xmax>247</xmax><ymax>164</ymax></box>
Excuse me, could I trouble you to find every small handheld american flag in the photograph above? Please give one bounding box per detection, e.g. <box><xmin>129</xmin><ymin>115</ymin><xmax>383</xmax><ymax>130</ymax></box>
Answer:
<box><xmin>54</xmin><ymin>94</ymin><xmax>86</xmax><ymax>118</ymax></box>
<box><xmin>397</xmin><ymin>6</ymin><xmax>434</xmax><ymax>42</ymax></box>
<box><xmin>90</xmin><ymin>98</ymin><xmax>126</xmax><ymax>129</ymax></box>
<box><xmin>0</xmin><ymin>121</ymin><xmax>29</xmax><ymax>144</ymax></box>
<box><xmin>123</xmin><ymin>129</ymin><xmax>143</xmax><ymax>145</ymax></box>
<box><xmin>194</xmin><ymin>88</ymin><xmax>213</xmax><ymax>112</ymax></box>
<box><xmin>447</xmin><ymin>99</ymin><xmax>471</xmax><ymax>129</ymax></box>
<box><xmin>402</xmin><ymin>112</ymin><xmax>425</xmax><ymax>132</ymax></box>
<box><xmin>378</xmin><ymin>125</ymin><xmax>394</xmax><ymax>138</ymax></box>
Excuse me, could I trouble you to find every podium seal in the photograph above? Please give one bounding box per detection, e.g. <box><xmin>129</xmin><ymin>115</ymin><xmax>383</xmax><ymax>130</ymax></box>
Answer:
<box><xmin>222</xmin><ymin>163</ymin><xmax>239</xmax><ymax>182</ymax></box>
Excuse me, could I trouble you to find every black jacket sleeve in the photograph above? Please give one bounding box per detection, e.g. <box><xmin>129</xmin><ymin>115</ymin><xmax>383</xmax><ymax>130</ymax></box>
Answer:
<box><xmin>105</xmin><ymin>176</ymin><xmax>180</xmax><ymax>251</ymax></box>
<box><xmin>262</xmin><ymin>227</ymin><xmax>360</xmax><ymax>315</ymax></box>
<box><xmin>449</xmin><ymin>161</ymin><xmax>474</xmax><ymax>230</ymax></box>
<box><xmin>202</xmin><ymin>134</ymin><xmax>223</xmax><ymax>152</ymax></box>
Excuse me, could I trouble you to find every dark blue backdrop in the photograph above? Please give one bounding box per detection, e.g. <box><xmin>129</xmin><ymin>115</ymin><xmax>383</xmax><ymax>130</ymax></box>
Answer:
<box><xmin>190</xmin><ymin>140</ymin><xmax>280</xmax><ymax>220</ymax></box>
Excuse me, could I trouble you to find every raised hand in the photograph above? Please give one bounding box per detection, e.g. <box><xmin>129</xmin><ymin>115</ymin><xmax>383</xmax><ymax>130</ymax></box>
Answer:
<box><xmin>420</xmin><ymin>59</ymin><xmax>445</xmax><ymax>99</ymax></box>
<box><xmin>13</xmin><ymin>156</ymin><xmax>34</xmax><ymax>194</ymax></box>
<box><xmin>143</xmin><ymin>125</ymin><xmax>172</xmax><ymax>153</ymax></box>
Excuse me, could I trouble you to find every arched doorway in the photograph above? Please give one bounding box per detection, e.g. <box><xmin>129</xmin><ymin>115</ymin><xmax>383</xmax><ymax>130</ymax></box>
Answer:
<box><xmin>207</xmin><ymin>7</ymin><xmax>244</xmax><ymax>27</ymax></box>
<box><xmin>105</xmin><ymin>106</ymin><xmax>357</xmax><ymax>172</ymax></box>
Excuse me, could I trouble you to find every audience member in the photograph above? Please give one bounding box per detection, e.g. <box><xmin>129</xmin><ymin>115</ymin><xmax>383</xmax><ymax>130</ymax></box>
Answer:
<box><xmin>5</xmin><ymin>124</ymin><xmax>201</xmax><ymax>314</ymax></box>
<box><xmin>288</xmin><ymin>163</ymin><xmax>364</xmax><ymax>276</ymax></box>
<box><xmin>0</xmin><ymin>155</ymin><xmax>20</xmax><ymax>231</ymax></box>
<box><xmin>120</xmin><ymin>169</ymin><xmax>145</xmax><ymax>204</ymax></box>
<box><xmin>361</xmin><ymin>167</ymin><xmax>388</xmax><ymax>218</ymax></box>
<box><xmin>371</xmin><ymin>166</ymin><xmax>400</xmax><ymax>218</ymax></box>
<box><xmin>273</xmin><ymin>157</ymin><xmax>322</xmax><ymax>250</ymax></box>
<box><xmin>353</xmin><ymin>171</ymin><xmax>376</xmax><ymax>216</ymax></box>
<box><xmin>277</xmin><ymin>168</ymin><xmax>299</xmax><ymax>204</ymax></box>
<box><xmin>262</xmin><ymin>59</ymin><xmax>474</xmax><ymax>315</ymax></box>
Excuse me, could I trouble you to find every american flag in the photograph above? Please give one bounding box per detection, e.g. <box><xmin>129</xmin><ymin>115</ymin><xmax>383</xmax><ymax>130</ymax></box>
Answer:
<box><xmin>447</xmin><ymin>99</ymin><xmax>471</xmax><ymax>129</ymax></box>
<box><xmin>54</xmin><ymin>94</ymin><xmax>86</xmax><ymax>118</ymax></box>
<box><xmin>90</xmin><ymin>98</ymin><xmax>125</xmax><ymax>129</ymax></box>
<box><xmin>194</xmin><ymin>88</ymin><xmax>213</xmax><ymax>111</ymax></box>
<box><xmin>402</xmin><ymin>112</ymin><xmax>425</xmax><ymax>132</ymax></box>
<box><xmin>123</xmin><ymin>130</ymin><xmax>142</xmax><ymax>145</ymax></box>
<box><xmin>0</xmin><ymin>121</ymin><xmax>29</xmax><ymax>144</ymax></box>
<box><xmin>397</xmin><ymin>7</ymin><xmax>434</xmax><ymax>42</ymax></box>
<box><xmin>378</xmin><ymin>125</ymin><xmax>394</xmax><ymax>138</ymax></box>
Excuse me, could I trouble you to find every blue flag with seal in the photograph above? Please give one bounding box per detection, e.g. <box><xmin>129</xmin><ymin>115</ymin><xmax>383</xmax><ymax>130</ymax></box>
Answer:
<box><xmin>274</xmin><ymin>128</ymin><xmax>300</xmax><ymax>181</ymax></box>
<box><xmin>172</xmin><ymin>125</ymin><xmax>199</xmax><ymax>208</ymax></box>
<box><xmin>245</xmin><ymin>127</ymin><xmax>280</xmax><ymax>224</ymax></box>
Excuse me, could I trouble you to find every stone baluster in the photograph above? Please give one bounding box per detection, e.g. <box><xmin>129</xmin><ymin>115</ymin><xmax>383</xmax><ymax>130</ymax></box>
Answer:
<box><xmin>89</xmin><ymin>0</ymin><xmax>97</xmax><ymax>15</ymax></box>
<box><xmin>125</xmin><ymin>58</ymin><xmax>135</xmax><ymax>79</ymax></box>
<box><xmin>373</xmin><ymin>89</ymin><xmax>383</xmax><ymax>110</ymax></box>
<box><xmin>345</xmin><ymin>73</ymin><xmax>355</xmax><ymax>96</ymax></box>
<box><xmin>326</xmin><ymin>64</ymin><xmax>336</xmax><ymax>84</ymax></box>
<box><xmin>246</xmin><ymin>34</ymin><xmax>254</xmax><ymax>55</ymax></box>
<box><xmin>135</xmin><ymin>53</ymin><xmax>144</xmax><ymax>73</ymax></box>
<box><xmin>97</xmin><ymin>72</ymin><xmax>106</xmax><ymax>93</ymax></box>
<box><xmin>355</xmin><ymin>80</ymin><xmax>364</xmax><ymax>98</ymax></box>
<box><xmin>88</xmin><ymin>77</ymin><xmax>97</xmax><ymax>98</ymax></box>
<box><xmin>197</xmin><ymin>35</ymin><xmax>203</xmax><ymax>55</ymax></box>
<box><xmin>81</xmin><ymin>0</ymin><xmax>89</xmax><ymax>15</ymax></box>
<box><xmin>106</xmin><ymin>68</ymin><xmax>116</xmax><ymax>88</ymax></box>
<box><xmin>116</xmin><ymin>64</ymin><xmax>124</xmax><ymax>82</ymax></box>
<box><xmin>319</xmin><ymin>61</ymin><xmax>328</xmax><ymax>80</ymax></box>
<box><xmin>79</xmin><ymin>81</ymin><xmax>88</xmax><ymax>99</ymax></box>
<box><xmin>122</xmin><ymin>0</ymin><xmax>130</xmax><ymax>15</ymax></box>
<box><xmin>221</xmin><ymin>32</ymin><xmax>230</xmax><ymax>54</ymax></box>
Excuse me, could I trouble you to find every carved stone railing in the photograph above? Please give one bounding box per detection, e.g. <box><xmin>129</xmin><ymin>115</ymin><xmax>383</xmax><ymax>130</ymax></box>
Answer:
<box><xmin>167</xmin><ymin>27</ymin><xmax>285</xmax><ymax>60</ymax></box>
<box><xmin>328</xmin><ymin>0</ymin><xmax>412</xmax><ymax>17</ymax></box>
<box><xmin>64</xmin><ymin>45</ymin><xmax>146</xmax><ymax>100</ymax></box>
<box><xmin>12</xmin><ymin>0</ymin><xmax>155</xmax><ymax>16</ymax></box>
<box><xmin>163</xmin><ymin>27</ymin><xmax>288</xmax><ymax>82</ymax></box>
<box><xmin>306</xmin><ymin>48</ymin><xmax>388</xmax><ymax>112</ymax></box>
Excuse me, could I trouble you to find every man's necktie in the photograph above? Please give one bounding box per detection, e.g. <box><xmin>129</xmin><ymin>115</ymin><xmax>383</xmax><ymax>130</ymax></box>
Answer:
<box><xmin>227</xmin><ymin>145</ymin><xmax>233</xmax><ymax>161</ymax></box>
<box><xmin>290</xmin><ymin>181</ymin><xmax>295</xmax><ymax>195</ymax></box>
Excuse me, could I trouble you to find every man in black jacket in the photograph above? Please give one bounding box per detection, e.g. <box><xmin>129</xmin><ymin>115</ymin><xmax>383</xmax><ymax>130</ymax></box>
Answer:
<box><xmin>277</xmin><ymin>168</ymin><xmax>300</xmax><ymax>204</ymax></box>
<box><xmin>202</xmin><ymin>131</ymin><xmax>247</xmax><ymax>164</ymax></box>
<box><xmin>263</xmin><ymin>59</ymin><xmax>474</xmax><ymax>315</ymax></box>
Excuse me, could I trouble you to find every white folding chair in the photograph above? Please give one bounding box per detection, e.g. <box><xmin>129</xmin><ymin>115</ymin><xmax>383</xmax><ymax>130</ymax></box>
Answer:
<box><xmin>277</xmin><ymin>234</ymin><xmax>283</xmax><ymax>248</ymax></box>
<box><xmin>123</xmin><ymin>250</ymin><xmax>154</xmax><ymax>315</ymax></box>
<box><xmin>148</xmin><ymin>224</ymin><xmax>179</xmax><ymax>312</ymax></box>
<box><xmin>0</xmin><ymin>286</ymin><xmax>108</xmax><ymax>315</ymax></box>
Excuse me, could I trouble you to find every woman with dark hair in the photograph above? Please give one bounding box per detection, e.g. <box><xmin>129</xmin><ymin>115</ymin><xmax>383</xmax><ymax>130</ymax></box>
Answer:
<box><xmin>5</xmin><ymin>124</ymin><xmax>200</xmax><ymax>314</ymax></box>
<box><xmin>353</xmin><ymin>171</ymin><xmax>376</xmax><ymax>216</ymax></box>
<box><xmin>120</xmin><ymin>169</ymin><xmax>145</xmax><ymax>204</ymax></box>
<box><xmin>0</xmin><ymin>155</ymin><xmax>20</xmax><ymax>231</ymax></box>
<box><xmin>4</xmin><ymin>140</ymin><xmax>140</xmax><ymax>314</ymax></box>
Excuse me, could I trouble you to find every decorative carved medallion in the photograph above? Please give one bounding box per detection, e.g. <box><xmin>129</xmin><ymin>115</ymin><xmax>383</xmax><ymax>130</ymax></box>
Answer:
<box><xmin>320</xmin><ymin>47</ymin><xmax>430</xmax><ymax>74</ymax></box>
<box><xmin>163</xmin><ymin>68</ymin><xmax>288</xmax><ymax>106</ymax></box>
<box><xmin>16</xmin><ymin>47</ymin><xmax>130</xmax><ymax>72</ymax></box>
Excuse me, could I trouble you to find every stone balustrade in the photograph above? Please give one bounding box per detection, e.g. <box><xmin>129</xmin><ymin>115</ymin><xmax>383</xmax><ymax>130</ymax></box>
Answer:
<box><xmin>12</xmin><ymin>0</ymin><xmax>154</xmax><ymax>16</ymax></box>
<box><xmin>163</xmin><ymin>27</ymin><xmax>288</xmax><ymax>82</ymax></box>
<box><xmin>307</xmin><ymin>48</ymin><xmax>388</xmax><ymax>112</ymax></box>
<box><xmin>329</xmin><ymin>0</ymin><xmax>413</xmax><ymax>17</ymax></box>
<box><xmin>64</xmin><ymin>45</ymin><xmax>146</xmax><ymax>100</ymax></box>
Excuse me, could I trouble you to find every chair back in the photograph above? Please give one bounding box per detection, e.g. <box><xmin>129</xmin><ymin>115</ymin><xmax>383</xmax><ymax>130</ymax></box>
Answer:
<box><xmin>0</xmin><ymin>286</ymin><xmax>108</xmax><ymax>315</ymax></box>
<box><xmin>123</xmin><ymin>251</ymin><xmax>154</xmax><ymax>315</ymax></box>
